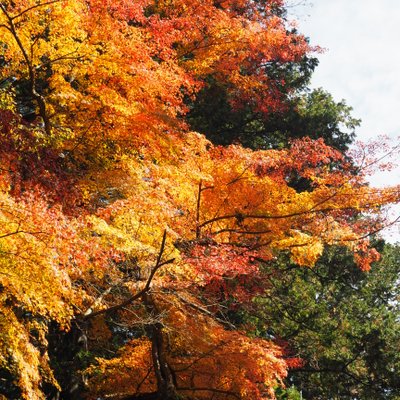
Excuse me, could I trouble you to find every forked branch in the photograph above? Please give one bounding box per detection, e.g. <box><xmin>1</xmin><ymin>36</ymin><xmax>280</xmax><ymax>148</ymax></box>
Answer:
<box><xmin>83</xmin><ymin>230</ymin><xmax>174</xmax><ymax>319</ymax></box>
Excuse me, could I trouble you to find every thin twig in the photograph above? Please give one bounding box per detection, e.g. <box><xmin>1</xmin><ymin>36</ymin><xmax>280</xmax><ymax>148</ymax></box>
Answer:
<box><xmin>11</xmin><ymin>0</ymin><xmax>61</xmax><ymax>20</ymax></box>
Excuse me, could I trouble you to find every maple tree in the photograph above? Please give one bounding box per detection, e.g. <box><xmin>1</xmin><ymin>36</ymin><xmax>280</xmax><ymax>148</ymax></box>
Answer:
<box><xmin>0</xmin><ymin>1</ymin><xmax>399</xmax><ymax>399</ymax></box>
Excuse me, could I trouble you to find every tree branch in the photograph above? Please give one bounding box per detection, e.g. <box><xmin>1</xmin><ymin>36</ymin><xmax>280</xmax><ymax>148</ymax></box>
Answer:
<box><xmin>10</xmin><ymin>0</ymin><xmax>61</xmax><ymax>20</ymax></box>
<box><xmin>142</xmin><ymin>292</ymin><xmax>177</xmax><ymax>399</ymax></box>
<box><xmin>0</xmin><ymin>222</ymin><xmax>45</xmax><ymax>239</ymax></box>
<box><xmin>196</xmin><ymin>180</ymin><xmax>202</xmax><ymax>239</ymax></box>
<box><xmin>173</xmin><ymin>291</ymin><xmax>236</xmax><ymax>329</ymax></box>
<box><xmin>83</xmin><ymin>230</ymin><xmax>174</xmax><ymax>319</ymax></box>
<box><xmin>0</xmin><ymin>3</ymin><xmax>52</xmax><ymax>135</ymax></box>
<box><xmin>212</xmin><ymin>228</ymin><xmax>272</xmax><ymax>236</ymax></box>
<box><xmin>199</xmin><ymin>205</ymin><xmax>365</xmax><ymax>229</ymax></box>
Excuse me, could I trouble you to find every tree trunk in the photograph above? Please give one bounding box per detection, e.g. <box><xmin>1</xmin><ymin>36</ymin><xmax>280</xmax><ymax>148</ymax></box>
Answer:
<box><xmin>143</xmin><ymin>293</ymin><xmax>179</xmax><ymax>400</ymax></box>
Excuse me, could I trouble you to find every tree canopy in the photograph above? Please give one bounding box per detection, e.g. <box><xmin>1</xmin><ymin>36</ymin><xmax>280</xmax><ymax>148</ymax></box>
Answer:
<box><xmin>249</xmin><ymin>243</ymin><xmax>400</xmax><ymax>399</ymax></box>
<box><xmin>0</xmin><ymin>1</ymin><xmax>399</xmax><ymax>399</ymax></box>
<box><xmin>188</xmin><ymin>85</ymin><xmax>360</xmax><ymax>151</ymax></box>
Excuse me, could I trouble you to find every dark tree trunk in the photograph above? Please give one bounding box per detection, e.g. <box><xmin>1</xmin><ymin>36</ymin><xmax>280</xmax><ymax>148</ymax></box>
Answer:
<box><xmin>46</xmin><ymin>321</ymin><xmax>89</xmax><ymax>400</ymax></box>
<box><xmin>143</xmin><ymin>293</ymin><xmax>179</xmax><ymax>400</ymax></box>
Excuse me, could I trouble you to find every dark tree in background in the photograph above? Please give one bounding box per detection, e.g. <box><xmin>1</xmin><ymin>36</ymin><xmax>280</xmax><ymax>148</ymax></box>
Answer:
<box><xmin>236</xmin><ymin>243</ymin><xmax>400</xmax><ymax>400</ymax></box>
<box><xmin>187</xmin><ymin>56</ymin><xmax>359</xmax><ymax>152</ymax></box>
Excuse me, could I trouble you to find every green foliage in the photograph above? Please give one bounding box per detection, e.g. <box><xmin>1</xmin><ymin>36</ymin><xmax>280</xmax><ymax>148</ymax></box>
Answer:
<box><xmin>275</xmin><ymin>385</ymin><xmax>303</xmax><ymax>400</ymax></box>
<box><xmin>252</xmin><ymin>243</ymin><xmax>400</xmax><ymax>399</ymax></box>
<box><xmin>188</xmin><ymin>84</ymin><xmax>359</xmax><ymax>152</ymax></box>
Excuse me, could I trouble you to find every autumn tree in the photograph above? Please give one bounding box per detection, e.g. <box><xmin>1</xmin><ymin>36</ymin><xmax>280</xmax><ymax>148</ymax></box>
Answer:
<box><xmin>74</xmin><ymin>137</ymin><xmax>399</xmax><ymax>400</ymax></box>
<box><xmin>0</xmin><ymin>1</ymin><xmax>399</xmax><ymax>400</ymax></box>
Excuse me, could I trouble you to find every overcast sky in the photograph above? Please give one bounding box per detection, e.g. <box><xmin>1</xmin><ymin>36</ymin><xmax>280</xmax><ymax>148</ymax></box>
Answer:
<box><xmin>291</xmin><ymin>0</ymin><xmax>400</xmax><ymax>141</ymax></box>
<box><xmin>289</xmin><ymin>0</ymin><xmax>400</xmax><ymax>240</ymax></box>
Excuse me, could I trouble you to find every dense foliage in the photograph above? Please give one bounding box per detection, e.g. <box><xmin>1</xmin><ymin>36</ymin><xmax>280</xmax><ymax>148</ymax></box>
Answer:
<box><xmin>188</xmin><ymin>85</ymin><xmax>359</xmax><ymax>151</ymax></box>
<box><xmin>0</xmin><ymin>1</ymin><xmax>399</xmax><ymax>399</ymax></box>
<box><xmin>249</xmin><ymin>243</ymin><xmax>400</xmax><ymax>399</ymax></box>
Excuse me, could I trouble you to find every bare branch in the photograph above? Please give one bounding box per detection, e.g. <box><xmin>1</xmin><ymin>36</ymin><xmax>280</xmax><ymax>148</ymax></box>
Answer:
<box><xmin>10</xmin><ymin>0</ymin><xmax>61</xmax><ymax>21</ymax></box>
<box><xmin>173</xmin><ymin>291</ymin><xmax>236</xmax><ymax>330</ymax></box>
<box><xmin>36</xmin><ymin>50</ymin><xmax>86</xmax><ymax>70</ymax></box>
<box><xmin>198</xmin><ymin>202</ymin><xmax>385</xmax><ymax>229</ymax></box>
<box><xmin>0</xmin><ymin>230</ymin><xmax>45</xmax><ymax>239</ymax></box>
<box><xmin>0</xmin><ymin>23</ymin><xmax>12</xmax><ymax>32</ymax></box>
<box><xmin>83</xmin><ymin>230</ymin><xmax>174</xmax><ymax>319</ymax></box>
<box><xmin>173</xmin><ymin>341</ymin><xmax>227</xmax><ymax>373</ymax></box>
<box><xmin>0</xmin><ymin>222</ymin><xmax>45</xmax><ymax>240</ymax></box>
<box><xmin>212</xmin><ymin>228</ymin><xmax>272</xmax><ymax>236</ymax></box>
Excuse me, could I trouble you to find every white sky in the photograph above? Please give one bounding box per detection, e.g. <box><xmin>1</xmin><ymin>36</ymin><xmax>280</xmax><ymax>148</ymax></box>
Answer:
<box><xmin>290</xmin><ymin>0</ymin><xmax>400</xmax><ymax>141</ymax></box>
<box><xmin>288</xmin><ymin>0</ymin><xmax>400</xmax><ymax>241</ymax></box>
